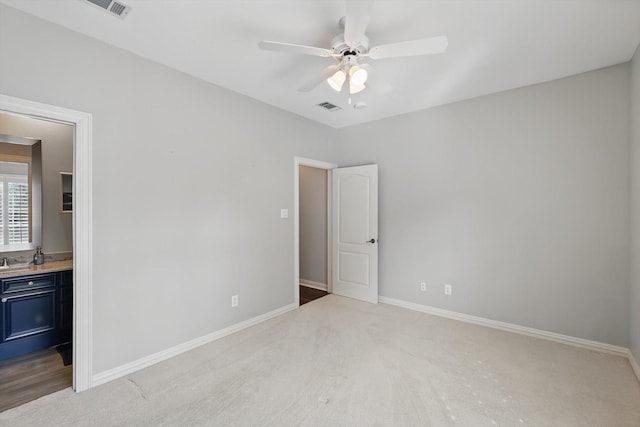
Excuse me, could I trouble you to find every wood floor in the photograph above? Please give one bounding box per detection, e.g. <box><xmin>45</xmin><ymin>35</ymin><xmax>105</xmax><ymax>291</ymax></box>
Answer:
<box><xmin>299</xmin><ymin>285</ymin><xmax>328</xmax><ymax>305</ymax></box>
<box><xmin>0</xmin><ymin>348</ymin><xmax>72</xmax><ymax>413</ymax></box>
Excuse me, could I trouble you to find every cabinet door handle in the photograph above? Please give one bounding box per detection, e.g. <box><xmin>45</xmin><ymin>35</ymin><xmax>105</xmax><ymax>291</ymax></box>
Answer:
<box><xmin>28</xmin><ymin>281</ymin><xmax>34</xmax><ymax>286</ymax></box>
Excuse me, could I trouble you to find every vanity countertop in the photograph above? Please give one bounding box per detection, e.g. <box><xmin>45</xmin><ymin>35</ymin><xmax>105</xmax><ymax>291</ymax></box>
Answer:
<box><xmin>0</xmin><ymin>259</ymin><xmax>73</xmax><ymax>279</ymax></box>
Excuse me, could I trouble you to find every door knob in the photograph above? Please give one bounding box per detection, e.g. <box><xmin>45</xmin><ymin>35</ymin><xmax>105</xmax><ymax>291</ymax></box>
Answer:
<box><xmin>1</xmin><ymin>298</ymin><xmax>6</xmax><ymax>303</ymax></box>
<box><xmin>366</xmin><ymin>238</ymin><xmax>376</xmax><ymax>244</ymax></box>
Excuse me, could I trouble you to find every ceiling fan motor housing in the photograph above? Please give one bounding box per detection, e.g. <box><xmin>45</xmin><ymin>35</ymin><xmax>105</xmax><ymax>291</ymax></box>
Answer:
<box><xmin>331</xmin><ymin>34</ymin><xmax>369</xmax><ymax>56</ymax></box>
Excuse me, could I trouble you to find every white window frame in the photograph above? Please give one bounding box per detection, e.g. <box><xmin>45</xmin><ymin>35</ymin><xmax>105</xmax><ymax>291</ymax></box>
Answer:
<box><xmin>0</xmin><ymin>154</ymin><xmax>32</xmax><ymax>248</ymax></box>
<box><xmin>0</xmin><ymin>172</ymin><xmax>30</xmax><ymax>245</ymax></box>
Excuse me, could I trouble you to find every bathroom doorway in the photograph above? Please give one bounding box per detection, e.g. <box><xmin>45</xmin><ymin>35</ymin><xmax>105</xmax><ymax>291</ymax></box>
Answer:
<box><xmin>0</xmin><ymin>111</ymin><xmax>74</xmax><ymax>411</ymax></box>
<box><xmin>0</xmin><ymin>93</ymin><xmax>93</xmax><ymax>395</ymax></box>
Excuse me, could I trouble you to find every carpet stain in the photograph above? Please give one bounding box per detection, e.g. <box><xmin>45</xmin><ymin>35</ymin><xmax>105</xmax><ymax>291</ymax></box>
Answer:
<box><xmin>128</xmin><ymin>378</ymin><xmax>148</xmax><ymax>401</ymax></box>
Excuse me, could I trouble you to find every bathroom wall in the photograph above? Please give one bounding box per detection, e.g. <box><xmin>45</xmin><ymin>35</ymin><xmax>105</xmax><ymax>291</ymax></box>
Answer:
<box><xmin>0</xmin><ymin>112</ymin><xmax>73</xmax><ymax>258</ymax></box>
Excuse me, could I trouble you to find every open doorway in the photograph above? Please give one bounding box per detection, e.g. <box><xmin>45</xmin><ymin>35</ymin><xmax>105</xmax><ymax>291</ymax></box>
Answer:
<box><xmin>294</xmin><ymin>157</ymin><xmax>336</xmax><ymax>306</ymax></box>
<box><xmin>0</xmin><ymin>111</ymin><xmax>73</xmax><ymax>411</ymax></box>
<box><xmin>299</xmin><ymin>165</ymin><xmax>329</xmax><ymax>305</ymax></box>
<box><xmin>0</xmin><ymin>93</ymin><xmax>93</xmax><ymax>398</ymax></box>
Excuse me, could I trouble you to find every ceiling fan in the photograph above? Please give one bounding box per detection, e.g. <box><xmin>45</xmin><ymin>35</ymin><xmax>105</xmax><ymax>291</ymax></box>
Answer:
<box><xmin>258</xmin><ymin>0</ymin><xmax>448</xmax><ymax>96</ymax></box>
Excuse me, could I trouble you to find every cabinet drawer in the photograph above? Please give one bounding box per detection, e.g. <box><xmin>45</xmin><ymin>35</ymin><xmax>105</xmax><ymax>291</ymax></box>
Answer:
<box><xmin>1</xmin><ymin>273</ymin><xmax>56</xmax><ymax>294</ymax></box>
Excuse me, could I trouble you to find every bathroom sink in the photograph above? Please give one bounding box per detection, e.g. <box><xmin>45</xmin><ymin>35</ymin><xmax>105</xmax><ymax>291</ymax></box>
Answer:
<box><xmin>0</xmin><ymin>264</ymin><xmax>32</xmax><ymax>273</ymax></box>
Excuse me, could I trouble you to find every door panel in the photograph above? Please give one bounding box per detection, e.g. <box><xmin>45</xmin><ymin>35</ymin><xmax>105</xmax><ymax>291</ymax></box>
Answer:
<box><xmin>338</xmin><ymin>251</ymin><xmax>370</xmax><ymax>286</ymax></box>
<box><xmin>339</xmin><ymin>174</ymin><xmax>370</xmax><ymax>243</ymax></box>
<box><xmin>332</xmin><ymin>164</ymin><xmax>378</xmax><ymax>303</ymax></box>
<box><xmin>2</xmin><ymin>289</ymin><xmax>56</xmax><ymax>342</ymax></box>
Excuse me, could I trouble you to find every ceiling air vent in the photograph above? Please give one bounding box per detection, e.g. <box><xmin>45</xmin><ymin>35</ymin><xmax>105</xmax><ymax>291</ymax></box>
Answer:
<box><xmin>84</xmin><ymin>0</ymin><xmax>132</xmax><ymax>19</ymax></box>
<box><xmin>317</xmin><ymin>102</ymin><xmax>341</xmax><ymax>112</ymax></box>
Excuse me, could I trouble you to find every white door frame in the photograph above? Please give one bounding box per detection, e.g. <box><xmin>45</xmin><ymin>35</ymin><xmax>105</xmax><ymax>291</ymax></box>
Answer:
<box><xmin>0</xmin><ymin>94</ymin><xmax>93</xmax><ymax>392</ymax></box>
<box><xmin>294</xmin><ymin>157</ymin><xmax>337</xmax><ymax>306</ymax></box>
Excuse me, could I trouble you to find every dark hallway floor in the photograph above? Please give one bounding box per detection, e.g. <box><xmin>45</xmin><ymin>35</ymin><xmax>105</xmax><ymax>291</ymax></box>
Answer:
<box><xmin>299</xmin><ymin>285</ymin><xmax>328</xmax><ymax>305</ymax></box>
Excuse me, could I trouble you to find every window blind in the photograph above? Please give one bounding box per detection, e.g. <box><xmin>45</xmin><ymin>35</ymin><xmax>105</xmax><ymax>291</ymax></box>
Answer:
<box><xmin>0</xmin><ymin>175</ymin><xmax>29</xmax><ymax>245</ymax></box>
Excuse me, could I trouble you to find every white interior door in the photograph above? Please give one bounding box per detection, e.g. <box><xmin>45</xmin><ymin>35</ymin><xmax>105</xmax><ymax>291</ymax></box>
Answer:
<box><xmin>332</xmin><ymin>164</ymin><xmax>378</xmax><ymax>303</ymax></box>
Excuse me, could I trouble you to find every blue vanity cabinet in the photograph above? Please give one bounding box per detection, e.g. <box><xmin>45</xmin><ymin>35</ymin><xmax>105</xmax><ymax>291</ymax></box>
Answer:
<box><xmin>0</xmin><ymin>269</ymin><xmax>72</xmax><ymax>361</ymax></box>
<box><xmin>58</xmin><ymin>269</ymin><xmax>73</xmax><ymax>341</ymax></box>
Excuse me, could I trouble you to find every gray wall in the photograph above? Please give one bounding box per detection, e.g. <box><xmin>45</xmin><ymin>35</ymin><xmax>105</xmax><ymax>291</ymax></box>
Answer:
<box><xmin>0</xmin><ymin>113</ymin><xmax>73</xmax><ymax>256</ymax></box>
<box><xmin>0</xmin><ymin>5</ymin><xmax>339</xmax><ymax>373</ymax></box>
<box><xmin>631</xmin><ymin>46</ymin><xmax>640</xmax><ymax>363</ymax></box>
<box><xmin>338</xmin><ymin>64</ymin><xmax>630</xmax><ymax>347</ymax></box>
<box><xmin>299</xmin><ymin>165</ymin><xmax>327</xmax><ymax>285</ymax></box>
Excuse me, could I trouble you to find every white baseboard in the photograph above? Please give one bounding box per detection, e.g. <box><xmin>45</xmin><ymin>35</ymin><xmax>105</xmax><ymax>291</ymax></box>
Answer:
<box><xmin>299</xmin><ymin>279</ymin><xmax>327</xmax><ymax>291</ymax></box>
<box><xmin>629</xmin><ymin>350</ymin><xmax>640</xmax><ymax>383</ymax></box>
<box><xmin>92</xmin><ymin>303</ymin><xmax>298</xmax><ymax>387</ymax></box>
<box><xmin>379</xmin><ymin>296</ymin><xmax>629</xmax><ymax>358</ymax></box>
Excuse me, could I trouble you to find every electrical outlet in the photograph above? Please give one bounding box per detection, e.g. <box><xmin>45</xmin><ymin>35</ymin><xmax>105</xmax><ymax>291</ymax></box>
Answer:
<box><xmin>420</xmin><ymin>282</ymin><xmax>427</xmax><ymax>292</ymax></box>
<box><xmin>444</xmin><ymin>284</ymin><xmax>452</xmax><ymax>296</ymax></box>
<box><xmin>231</xmin><ymin>295</ymin><xmax>239</xmax><ymax>307</ymax></box>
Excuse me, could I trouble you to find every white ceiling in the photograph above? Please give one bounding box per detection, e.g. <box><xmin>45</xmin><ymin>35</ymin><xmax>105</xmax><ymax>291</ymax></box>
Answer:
<box><xmin>3</xmin><ymin>0</ymin><xmax>640</xmax><ymax>128</ymax></box>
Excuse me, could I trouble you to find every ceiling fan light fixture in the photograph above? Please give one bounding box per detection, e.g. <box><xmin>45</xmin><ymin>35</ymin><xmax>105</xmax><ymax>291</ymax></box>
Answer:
<box><xmin>327</xmin><ymin>69</ymin><xmax>346</xmax><ymax>91</ymax></box>
<box><xmin>348</xmin><ymin>65</ymin><xmax>368</xmax><ymax>85</ymax></box>
<box><xmin>349</xmin><ymin>82</ymin><xmax>366</xmax><ymax>94</ymax></box>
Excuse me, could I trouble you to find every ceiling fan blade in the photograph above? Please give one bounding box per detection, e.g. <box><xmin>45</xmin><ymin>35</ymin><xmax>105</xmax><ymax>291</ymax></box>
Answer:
<box><xmin>258</xmin><ymin>41</ymin><xmax>334</xmax><ymax>57</ymax></box>
<box><xmin>298</xmin><ymin>64</ymin><xmax>342</xmax><ymax>92</ymax></box>
<box><xmin>344</xmin><ymin>0</ymin><xmax>374</xmax><ymax>48</ymax></box>
<box><xmin>367</xmin><ymin>35</ymin><xmax>448</xmax><ymax>59</ymax></box>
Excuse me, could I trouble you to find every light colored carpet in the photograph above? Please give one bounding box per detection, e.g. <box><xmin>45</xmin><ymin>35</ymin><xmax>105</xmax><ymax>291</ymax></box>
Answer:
<box><xmin>1</xmin><ymin>294</ymin><xmax>639</xmax><ymax>426</ymax></box>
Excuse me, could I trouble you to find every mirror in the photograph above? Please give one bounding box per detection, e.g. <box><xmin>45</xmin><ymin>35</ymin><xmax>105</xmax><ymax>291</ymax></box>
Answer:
<box><xmin>0</xmin><ymin>134</ymin><xmax>42</xmax><ymax>252</ymax></box>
